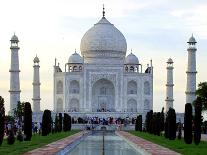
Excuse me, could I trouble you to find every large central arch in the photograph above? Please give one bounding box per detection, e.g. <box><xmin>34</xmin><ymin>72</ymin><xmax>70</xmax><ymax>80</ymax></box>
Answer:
<box><xmin>92</xmin><ymin>78</ymin><xmax>115</xmax><ymax>112</ymax></box>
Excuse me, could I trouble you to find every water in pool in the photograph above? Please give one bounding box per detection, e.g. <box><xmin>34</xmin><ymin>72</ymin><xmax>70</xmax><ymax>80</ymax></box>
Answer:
<box><xmin>67</xmin><ymin>132</ymin><xmax>142</xmax><ymax>155</ymax></box>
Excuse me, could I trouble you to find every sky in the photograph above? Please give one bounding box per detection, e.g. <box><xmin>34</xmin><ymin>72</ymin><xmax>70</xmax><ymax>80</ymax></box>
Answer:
<box><xmin>0</xmin><ymin>0</ymin><xmax>207</xmax><ymax>114</ymax></box>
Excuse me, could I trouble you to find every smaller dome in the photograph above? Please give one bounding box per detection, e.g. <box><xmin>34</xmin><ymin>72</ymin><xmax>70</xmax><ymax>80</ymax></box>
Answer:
<box><xmin>68</xmin><ymin>51</ymin><xmax>83</xmax><ymax>64</ymax></box>
<box><xmin>187</xmin><ymin>34</ymin><xmax>197</xmax><ymax>43</ymax></box>
<box><xmin>10</xmin><ymin>34</ymin><xmax>19</xmax><ymax>42</ymax></box>
<box><xmin>125</xmin><ymin>53</ymin><xmax>139</xmax><ymax>64</ymax></box>
<box><xmin>34</xmin><ymin>55</ymin><xmax>40</xmax><ymax>63</ymax></box>
<box><xmin>167</xmin><ymin>58</ymin><xmax>173</xmax><ymax>64</ymax></box>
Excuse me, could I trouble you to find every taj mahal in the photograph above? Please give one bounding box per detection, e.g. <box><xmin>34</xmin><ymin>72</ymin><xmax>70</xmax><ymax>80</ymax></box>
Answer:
<box><xmin>53</xmin><ymin>9</ymin><xmax>153</xmax><ymax>117</ymax></box>
<box><xmin>8</xmin><ymin>7</ymin><xmax>197</xmax><ymax>122</ymax></box>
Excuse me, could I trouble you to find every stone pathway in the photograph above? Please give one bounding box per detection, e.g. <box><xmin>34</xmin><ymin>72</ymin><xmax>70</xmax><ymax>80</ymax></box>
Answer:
<box><xmin>24</xmin><ymin>131</ymin><xmax>88</xmax><ymax>155</ymax></box>
<box><xmin>117</xmin><ymin>131</ymin><xmax>181</xmax><ymax>155</ymax></box>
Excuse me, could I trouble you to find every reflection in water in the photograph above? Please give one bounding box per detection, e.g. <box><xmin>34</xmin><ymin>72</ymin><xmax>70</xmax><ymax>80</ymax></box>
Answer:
<box><xmin>67</xmin><ymin>132</ymin><xmax>142</xmax><ymax>155</ymax></box>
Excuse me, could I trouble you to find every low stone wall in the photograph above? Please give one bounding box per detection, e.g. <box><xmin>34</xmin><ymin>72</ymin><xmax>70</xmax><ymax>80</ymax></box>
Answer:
<box><xmin>72</xmin><ymin>124</ymin><xmax>135</xmax><ymax>130</ymax></box>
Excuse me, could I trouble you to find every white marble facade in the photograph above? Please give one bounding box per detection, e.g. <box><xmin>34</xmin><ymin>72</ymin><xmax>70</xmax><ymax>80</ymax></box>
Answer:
<box><xmin>53</xmin><ymin>14</ymin><xmax>153</xmax><ymax>117</ymax></box>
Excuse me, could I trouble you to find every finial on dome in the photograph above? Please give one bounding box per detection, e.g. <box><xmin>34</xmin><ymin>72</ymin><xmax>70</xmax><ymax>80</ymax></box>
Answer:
<box><xmin>103</xmin><ymin>4</ymin><xmax>105</xmax><ymax>17</ymax></box>
<box><xmin>131</xmin><ymin>49</ymin><xmax>132</xmax><ymax>54</ymax></box>
<box><xmin>75</xmin><ymin>48</ymin><xmax>77</xmax><ymax>53</ymax></box>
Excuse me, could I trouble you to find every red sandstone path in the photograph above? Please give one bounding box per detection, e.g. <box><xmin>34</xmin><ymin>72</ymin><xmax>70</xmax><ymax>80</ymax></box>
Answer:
<box><xmin>117</xmin><ymin>131</ymin><xmax>181</xmax><ymax>155</ymax></box>
<box><xmin>24</xmin><ymin>131</ymin><xmax>88</xmax><ymax>155</ymax></box>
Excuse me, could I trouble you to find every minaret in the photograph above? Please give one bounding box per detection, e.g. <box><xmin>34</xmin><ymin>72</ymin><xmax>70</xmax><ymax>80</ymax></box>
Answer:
<box><xmin>9</xmin><ymin>34</ymin><xmax>21</xmax><ymax>114</ymax></box>
<box><xmin>165</xmin><ymin>58</ymin><xmax>174</xmax><ymax>112</ymax></box>
<box><xmin>186</xmin><ymin>35</ymin><xmax>197</xmax><ymax>104</ymax></box>
<box><xmin>32</xmin><ymin>55</ymin><xmax>41</xmax><ymax>112</ymax></box>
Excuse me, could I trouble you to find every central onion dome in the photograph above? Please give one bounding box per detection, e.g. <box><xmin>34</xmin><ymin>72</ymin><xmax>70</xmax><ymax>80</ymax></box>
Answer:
<box><xmin>80</xmin><ymin>10</ymin><xmax>127</xmax><ymax>58</ymax></box>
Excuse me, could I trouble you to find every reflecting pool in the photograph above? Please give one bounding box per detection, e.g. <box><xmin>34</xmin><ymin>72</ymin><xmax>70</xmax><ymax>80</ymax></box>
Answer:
<box><xmin>66</xmin><ymin>132</ymin><xmax>143</xmax><ymax>155</ymax></box>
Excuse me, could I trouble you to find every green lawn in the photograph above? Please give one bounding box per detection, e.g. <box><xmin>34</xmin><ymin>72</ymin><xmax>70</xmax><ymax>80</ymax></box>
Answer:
<box><xmin>130</xmin><ymin>131</ymin><xmax>207</xmax><ymax>155</ymax></box>
<box><xmin>0</xmin><ymin>130</ymin><xmax>79</xmax><ymax>155</ymax></box>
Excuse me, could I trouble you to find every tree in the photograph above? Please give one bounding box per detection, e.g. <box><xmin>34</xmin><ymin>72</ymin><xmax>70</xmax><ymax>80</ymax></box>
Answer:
<box><xmin>135</xmin><ymin>116</ymin><xmax>138</xmax><ymax>131</ymax></box>
<box><xmin>177</xmin><ymin>120</ymin><xmax>182</xmax><ymax>140</ymax></box>
<box><xmin>54</xmin><ymin>114</ymin><xmax>59</xmax><ymax>133</ymax></box>
<box><xmin>68</xmin><ymin>115</ymin><xmax>72</xmax><ymax>131</ymax></box>
<box><xmin>145</xmin><ymin>110</ymin><xmax>153</xmax><ymax>133</ymax></box>
<box><xmin>63</xmin><ymin>113</ymin><xmax>70</xmax><ymax>132</ymax></box>
<box><xmin>24</xmin><ymin>102</ymin><xmax>32</xmax><ymax>141</ymax></box>
<box><xmin>168</xmin><ymin>108</ymin><xmax>176</xmax><ymax>140</ymax></box>
<box><xmin>0</xmin><ymin>96</ymin><xmax>5</xmax><ymax>145</ymax></box>
<box><xmin>184</xmin><ymin>103</ymin><xmax>193</xmax><ymax>144</ymax></box>
<box><xmin>160</xmin><ymin>107</ymin><xmax>165</xmax><ymax>132</ymax></box>
<box><xmin>196</xmin><ymin>82</ymin><xmax>207</xmax><ymax>110</ymax></box>
<box><xmin>42</xmin><ymin>110</ymin><xmax>52</xmax><ymax>136</ymax></box>
<box><xmin>7</xmin><ymin>130</ymin><xmax>15</xmax><ymax>145</ymax></box>
<box><xmin>155</xmin><ymin>112</ymin><xmax>161</xmax><ymax>136</ymax></box>
<box><xmin>58</xmin><ymin>113</ymin><xmax>63</xmax><ymax>132</ymax></box>
<box><xmin>135</xmin><ymin>115</ymin><xmax>142</xmax><ymax>132</ymax></box>
<box><xmin>164</xmin><ymin>113</ymin><xmax>169</xmax><ymax>138</ymax></box>
<box><xmin>194</xmin><ymin>97</ymin><xmax>202</xmax><ymax>145</ymax></box>
<box><xmin>14</xmin><ymin>101</ymin><xmax>25</xmax><ymax>122</ymax></box>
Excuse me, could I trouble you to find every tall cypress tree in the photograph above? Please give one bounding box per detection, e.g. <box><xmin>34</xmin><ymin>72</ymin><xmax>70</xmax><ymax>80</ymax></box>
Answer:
<box><xmin>156</xmin><ymin>112</ymin><xmax>161</xmax><ymax>136</ymax></box>
<box><xmin>138</xmin><ymin>115</ymin><xmax>142</xmax><ymax>132</ymax></box>
<box><xmin>63</xmin><ymin>113</ymin><xmax>70</xmax><ymax>131</ymax></box>
<box><xmin>164</xmin><ymin>112</ymin><xmax>169</xmax><ymax>138</ymax></box>
<box><xmin>135</xmin><ymin>116</ymin><xmax>139</xmax><ymax>131</ymax></box>
<box><xmin>168</xmin><ymin>108</ymin><xmax>176</xmax><ymax>140</ymax></box>
<box><xmin>48</xmin><ymin>110</ymin><xmax>52</xmax><ymax>134</ymax></box>
<box><xmin>55</xmin><ymin>114</ymin><xmax>58</xmax><ymax>132</ymax></box>
<box><xmin>184</xmin><ymin>103</ymin><xmax>192</xmax><ymax>144</ymax></box>
<box><xmin>42</xmin><ymin>110</ymin><xmax>51</xmax><ymax>136</ymax></box>
<box><xmin>0</xmin><ymin>96</ymin><xmax>5</xmax><ymax>145</ymax></box>
<box><xmin>194</xmin><ymin>97</ymin><xmax>202</xmax><ymax>145</ymax></box>
<box><xmin>160</xmin><ymin>107</ymin><xmax>165</xmax><ymax>132</ymax></box>
<box><xmin>68</xmin><ymin>115</ymin><xmax>72</xmax><ymax>131</ymax></box>
<box><xmin>24</xmin><ymin>102</ymin><xmax>32</xmax><ymax>141</ymax></box>
<box><xmin>58</xmin><ymin>113</ymin><xmax>63</xmax><ymax>132</ymax></box>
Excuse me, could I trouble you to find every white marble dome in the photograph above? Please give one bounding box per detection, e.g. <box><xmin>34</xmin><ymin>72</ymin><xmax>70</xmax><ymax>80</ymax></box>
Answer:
<box><xmin>125</xmin><ymin>53</ymin><xmax>139</xmax><ymax>64</ymax></box>
<box><xmin>68</xmin><ymin>52</ymin><xmax>83</xmax><ymax>64</ymax></box>
<box><xmin>80</xmin><ymin>17</ymin><xmax>127</xmax><ymax>58</ymax></box>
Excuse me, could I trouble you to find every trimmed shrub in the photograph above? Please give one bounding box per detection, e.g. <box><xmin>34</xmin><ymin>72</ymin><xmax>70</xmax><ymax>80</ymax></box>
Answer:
<box><xmin>58</xmin><ymin>113</ymin><xmax>62</xmax><ymax>132</ymax></box>
<box><xmin>155</xmin><ymin>112</ymin><xmax>161</xmax><ymax>136</ymax></box>
<box><xmin>63</xmin><ymin>113</ymin><xmax>69</xmax><ymax>131</ymax></box>
<box><xmin>17</xmin><ymin>130</ymin><xmax>23</xmax><ymax>142</ymax></box>
<box><xmin>0</xmin><ymin>96</ymin><xmax>5</xmax><ymax>145</ymax></box>
<box><xmin>7</xmin><ymin>130</ymin><xmax>15</xmax><ymax>145</ymax></box>
<box><xmin>177</xmin><ymin>120</ymin><xmax>182</xmax><ymax>140</ymax></box>
<box><xmin>135</xmin><ymin>115</ymin><xmax>142</xmax><ymax>131</ymax></box>
<box><xmin>24</xmin><ymin>102</ymin><xmax>32</xmax><ymax>141</ymax></box>
<box><xmin>184</xmin><ymin>103</ymin><xmax>192</xmax><ymax>144</ymax></box>
<box><xmin>145</xmin><ymin>110</ymin><xmax>153</xmax><ymax>133</ymax></box>
<box><xmin>160</xmin><ymin>107</ymin><xmax>165</xmax><ymax>132</ymax></box>
<box><xmin>48</xmin><ymin>110</ymin><xmax>52</xmax><ymax>134</ymax></box>
<box><xmin>168</xmin><ymin>108</ymin><xmax>176</xmax><ymax>140</ymax></box>
<box><xmin>68</xmin><ymin>115</ymin><xmax>71</xmax><ymax>131</ymax></box>
<box><xmin>135</xmin><ymin>116</ymin><xmax>139</xmax><ymax>131</ymax></box>
<box><xmin>42</xmin><ymin>110</ymin><xmax>52</xmax><ymax>136</ymax></box>
<box><xmin>55</xmin><ymin>114</ymin><xmax>58</xmax><ymax>133</ymax></box>
<box><xmin>194</xmin><ymin>97</ymin><xmax>202</xmax><ymax>145</ymax></box>
<box><xmin>164</xmin><ymin>113</ymin><xmax>169</xmax><ymax>138</ymax></box>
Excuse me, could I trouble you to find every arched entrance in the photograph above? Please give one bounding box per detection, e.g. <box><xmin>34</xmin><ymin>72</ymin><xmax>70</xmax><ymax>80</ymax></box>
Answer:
<box><xmin>92</xmin><ymin>79</ymin><xmax>115</xmax><ymax>112</ymax></box>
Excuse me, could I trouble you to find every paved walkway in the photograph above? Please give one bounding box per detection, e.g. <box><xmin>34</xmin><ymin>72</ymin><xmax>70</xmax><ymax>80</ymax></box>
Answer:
<box><xmin>117</xmin><ymin>131</ymin><xmax>181</xmax><ymax>155</ymax></box>
<box><xmin>24</xmin><ymin>131</ymin><xmax>88</xmax><ymax>155</ymax></box>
